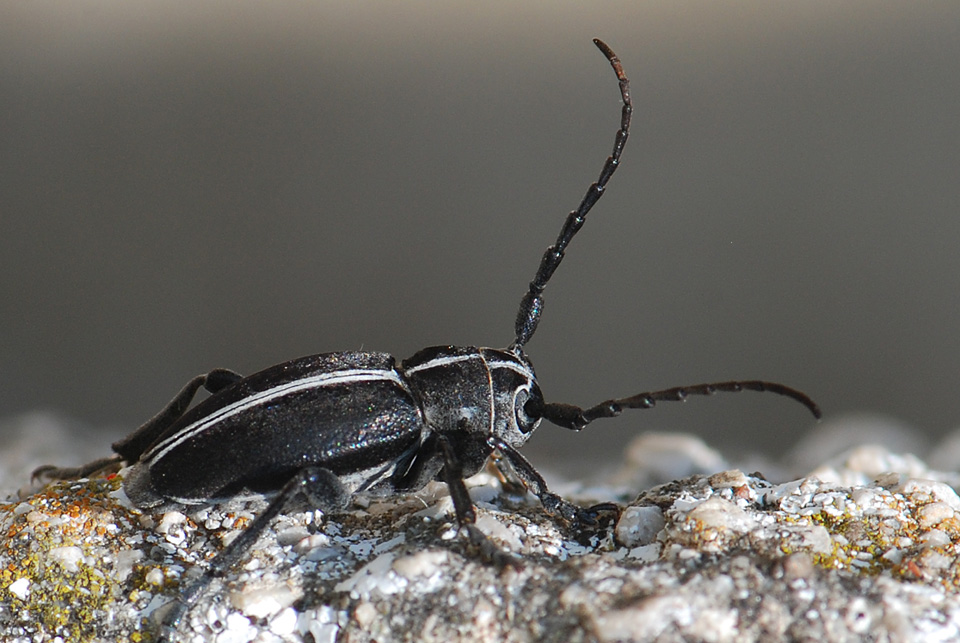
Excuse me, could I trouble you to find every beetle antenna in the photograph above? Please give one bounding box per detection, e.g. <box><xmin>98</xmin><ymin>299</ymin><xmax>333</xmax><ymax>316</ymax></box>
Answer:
<box><xmin>531</xmin><ymin>379</ymin><xmax>822</xmax><ymax>431</ymax></box>
<box><xmin>512</xmin><ymin>38</ymin><xmax>632</xmax><ymax>352</ymax></box>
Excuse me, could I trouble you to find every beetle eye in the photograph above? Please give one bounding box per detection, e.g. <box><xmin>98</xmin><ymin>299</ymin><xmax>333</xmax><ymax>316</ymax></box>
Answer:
<box><xmin>514</xmin><ymin>387</ymin><xmax>542</xmax><ymax>434</ymax></box>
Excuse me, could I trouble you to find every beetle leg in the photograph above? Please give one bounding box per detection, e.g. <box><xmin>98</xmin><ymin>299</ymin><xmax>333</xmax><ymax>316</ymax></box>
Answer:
<box><xmin>489</xmin><ymin>437</ymin><xmax>619</xmax><ymax>529</ymax></box>
<box><xmin>435</xmin><ymin>435</ymin><xmax>477</xmax><ymax>525</ymax></box>
<box><xmin>434</xmin><ymin>435</ymin><xmax>521</xmax><ymax>569</ymax></box>
<box><xmin>30</xmin><ymin>454</ymin><xmax>124</xmax><ymax>483</ymax></box>
<box><xmin>112</xmin><ymin>368</ymin><xmax>243</xmax><ymax>462</ymax></box>
<box><xmin>160</xmin><ymin>466</ymin><xmax>348</xmax><ymax>641</ymax></box>
<box><xmin>32</xmin><ymin>369</ymin><xmax>244</xmax><ymax>483</ymax></box>
<box><xmin>209</xmin><ymin>467</ymin><xmax>348</xmax><ymax>575</ymax></box>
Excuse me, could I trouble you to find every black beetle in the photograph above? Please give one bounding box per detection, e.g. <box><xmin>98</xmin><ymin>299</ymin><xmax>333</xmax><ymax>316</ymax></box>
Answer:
<box><xmin>34</xmin><ymin>39</ymin><xmax>819</xmax><ymax>639</ymax></box>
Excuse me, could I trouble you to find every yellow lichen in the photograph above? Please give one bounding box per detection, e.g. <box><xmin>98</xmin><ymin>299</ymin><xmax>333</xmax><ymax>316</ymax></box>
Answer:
<box><xmin>0</xmin><ymin>476</ymin><xmax>155</xmax><ymax>642</ymax></box>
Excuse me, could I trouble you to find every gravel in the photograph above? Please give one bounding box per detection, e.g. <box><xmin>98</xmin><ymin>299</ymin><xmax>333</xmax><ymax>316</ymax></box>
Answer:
<box><xmin>3</xmin><ymin>412</ymin><xmax>960</xmax><ymax>642</ymax></box>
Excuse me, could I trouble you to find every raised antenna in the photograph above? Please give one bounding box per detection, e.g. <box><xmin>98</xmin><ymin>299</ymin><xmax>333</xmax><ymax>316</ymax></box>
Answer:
<box><xmin>512</xmin><ymin>38</ymin><xmax>632</xmax><ymax>351</ymax></box>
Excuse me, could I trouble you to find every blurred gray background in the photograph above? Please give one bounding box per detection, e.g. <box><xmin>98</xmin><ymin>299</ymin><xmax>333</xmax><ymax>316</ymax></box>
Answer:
<box><xmin>2</xmin><ymin>2</ymin><xmax>959</xmax><ymax>475</ymax></box>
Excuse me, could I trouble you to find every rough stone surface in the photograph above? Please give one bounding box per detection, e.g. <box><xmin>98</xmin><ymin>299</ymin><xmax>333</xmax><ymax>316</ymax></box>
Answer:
<box><xmin>4</xmin><ymin>413</ymin><xmax>960</xmax><ymax>642</ymax></box>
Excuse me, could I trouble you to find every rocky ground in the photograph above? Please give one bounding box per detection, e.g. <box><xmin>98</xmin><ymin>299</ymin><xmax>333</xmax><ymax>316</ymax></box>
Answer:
<box><xmin>2</xmin><ymin>412</ymin><xmax>960</xmax><ymax>642</ymax></box>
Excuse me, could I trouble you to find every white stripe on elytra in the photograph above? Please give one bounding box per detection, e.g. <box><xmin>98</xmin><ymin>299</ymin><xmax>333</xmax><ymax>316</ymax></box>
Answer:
<box><xmin>405</xmin><ymin>353</ymin><xmax>532</xmax><ymax>379</ymax></box>
<box><xmin>403</xmin><ymin>352</ymin><xmax>477</xmax><ymax>375</ymax></box>
<box><xmin>147</xmin><ymin>368</ymin><xmax>407</xmax><ymax>465</ymax></box>
<box><xmin>485</xmin><ymin>359</ymin><xmax>535</xmax><ymax>379</ymax></box>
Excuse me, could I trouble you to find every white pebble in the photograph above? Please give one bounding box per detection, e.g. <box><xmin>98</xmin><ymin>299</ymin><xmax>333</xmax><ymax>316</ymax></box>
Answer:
<box><xmin>231</xmin><ymin>583</ymin><xmax>301</xmax><ymax>619</ymax></box>
<box><xmin>897</xmin><ymin>479</ymin><xmax>960</xmax><ymax>511</ymax></box>
<box><xmin>269</xmin><ymin>606</ymin><xmax>298</xmax><ymax>636</ymax></box>
<box><xmin>50</xmin><ymin>546</ymin><xmax>84</xmax><ymax>573</ymax></box>
<box><xmin>145</xmin><ymin>568</ymin><xmax>165</xmax><ymax>586</ymax></box>
<box><xmin>8</xmin><ymin>577</ymin><xmax>30</xmax><ymax>600</ymax></box>
<box><xmin>687</xmin><ymin>497</ymin><xmax>756</xmax><ymax>534</ymax></box>
<box><xmin>615</xmin><ymin>505</ymin><xmax>665</xmax><ymax>548</ymax></box>
<box><xmin>156</xmin><ymin>510</ymin><xmax>187</xmax><ymax>534</ymax></box>
<box><xmin>919</xmin><ymin>502</ymin><xmax>954</xmax><ymax>528</ymax></box>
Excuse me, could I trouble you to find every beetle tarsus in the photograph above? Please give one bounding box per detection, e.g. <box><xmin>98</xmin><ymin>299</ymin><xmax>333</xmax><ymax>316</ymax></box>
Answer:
<box><xmin>31</xmin><ymin>454</ymin><xmax>124</xmax><ymax>483</ymax></box>
<box><xmin>463</xmin><ymin>523</ymin><xmax>523</xmax><ymax>570</ymax></box>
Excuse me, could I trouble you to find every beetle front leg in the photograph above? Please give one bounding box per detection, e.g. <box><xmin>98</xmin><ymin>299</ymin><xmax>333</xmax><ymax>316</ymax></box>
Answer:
<box><xmin>489</xmin><ymin>437</ymin><xmax>619</xmax><ymax>528</ymax></box>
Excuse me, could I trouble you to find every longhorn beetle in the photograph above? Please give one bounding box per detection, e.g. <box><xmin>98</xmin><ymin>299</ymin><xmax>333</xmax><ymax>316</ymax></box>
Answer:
<box><xmin>34</xmin><ymin>39</ymin><xmax>820</xmax><ymax>640</ymax></box>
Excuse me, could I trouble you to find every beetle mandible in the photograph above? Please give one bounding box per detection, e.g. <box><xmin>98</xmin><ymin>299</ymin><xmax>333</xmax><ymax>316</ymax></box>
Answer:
<box><xmin>34</xmin><ymin>39</ymin><xmax>820</xmax><ymax>639</ymax></box>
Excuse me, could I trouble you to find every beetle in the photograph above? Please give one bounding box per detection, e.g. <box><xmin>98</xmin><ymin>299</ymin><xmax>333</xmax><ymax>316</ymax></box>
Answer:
<box><xmin>33</xmin><ymin>39</ymin><xmax>820</xmax><ymax>639</ymax></box>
